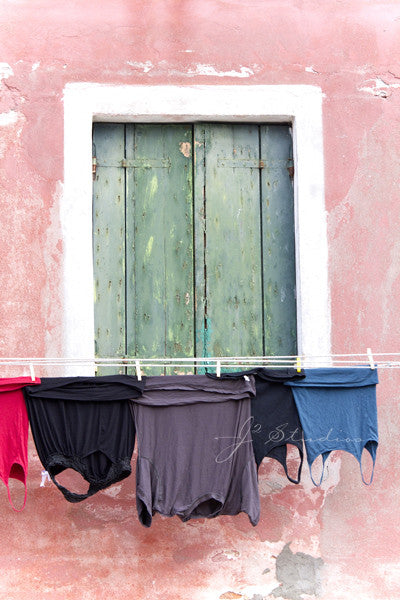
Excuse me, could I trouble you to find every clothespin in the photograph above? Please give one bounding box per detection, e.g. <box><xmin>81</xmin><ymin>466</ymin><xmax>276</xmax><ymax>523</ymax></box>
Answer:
<box><xmin>135</xmin><ymin>359</ymin><xmax>142</xmax><ymax>381</ymax></box>
<box><xmin>29</xmin><ymin>363</ymin><xmax>35</xmax><ymax>382</ymax></box>
<box><xmin>216</xmin><ymin>360</ymin><xmax>221</xmax><ymax>378</ymax></box>
<box><xmin>40</xmin><ymin>470</ymin><xmax>51</xmax><ymax>487</ymax></box>
<box><xmin>296</xmin><ymin>356</ymin><xmax>301</xmax><ymax>373</ymax></box>
<box><xmin>367</xmin><ymin>348</ymin><xmax>375</xmax><ymax>370</ymax></box>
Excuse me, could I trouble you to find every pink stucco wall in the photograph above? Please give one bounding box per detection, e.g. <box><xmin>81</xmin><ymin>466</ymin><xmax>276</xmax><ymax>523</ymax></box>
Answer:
<box><xmin>1</xmin><ymin>1</ymin><xmax>400</xmax><ymax>599</ymax></box>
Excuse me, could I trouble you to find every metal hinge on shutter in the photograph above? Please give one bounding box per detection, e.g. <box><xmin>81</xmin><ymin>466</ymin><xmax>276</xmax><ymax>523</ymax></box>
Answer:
<box><xmin>216</xmin><ymin>157</ymin><xmax>295</xmax><ymax>179</ymax></box>
<box><xmin>93</xmin><ymin>158</ymin><xmax>171</xmax><ymax>170</ymax></box>
<box><xmin>286</xmin><ymin>158</ymin><xmax>294</xmax><ymax>181</ymax></box>
<box><xmin>92</xmin><ymin>142</ymin><xmax>97</xmax><ymax>180</ymax></box>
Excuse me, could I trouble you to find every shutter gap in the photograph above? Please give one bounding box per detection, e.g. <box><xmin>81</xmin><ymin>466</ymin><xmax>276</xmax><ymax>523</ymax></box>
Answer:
<box><xmin>191</xmin><ymin>124</ymin><xmax>197</xmax><ymax>372</ymax></box>
<box><xmin>133</xmin><ymin>125</ymin><xmax>137</xmax><ymax>362</ymax></box>
<box><xmin>164</xmin><ymin>129</ymin><xmax>167</xmax><ymax>371</ymax></box>
<box><xmin>203</xmin><ymin>127</ymin><xmax>208</xmax><ymax>360</ymax></box>
<box><xmin>258</xmin><ymin>125</ymin><xmax>266</xmax><ymax>356</ymax></box>
<box><xmin>124</xmin><ymin>125</ymin><xmax>128</xmax><ymax>369</ymax></box>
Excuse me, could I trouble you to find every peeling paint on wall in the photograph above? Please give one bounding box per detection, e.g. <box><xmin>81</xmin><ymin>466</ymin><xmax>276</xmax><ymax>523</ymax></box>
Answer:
<box><xmin>190</xmin><ymin>64</ymin><xmax>256</xmax><ymax>77</ymax></box>
<box><xmin>272</xmin><ymin>543</ymin><xmax>324</xmax><ymax>600</ymax></box>
<box><xmin>358</xmin><ymin>77</ymin><xmax>400</xmax><ymax>97</ymax></box>
<box><xmin>126</xmin><ymin>60</ymin><xmax>154</xmax><ymax>73</ymax></box>
<box><xmin>0</xmin><ymin>110</ymin><xmax>18</xmax><ymax>127</ymax></box>
<box><xmin>123</xmin><ymin>61</ymin><xmax>259</xmax><ymax>78</ymax></box>
<box><xmin>0</xmin><ymin>62</ymin><xmax>13</xmax><ymax>80</ymax></box>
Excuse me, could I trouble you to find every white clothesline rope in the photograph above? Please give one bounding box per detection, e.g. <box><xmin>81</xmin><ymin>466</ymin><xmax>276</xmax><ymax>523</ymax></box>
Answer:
<box><xmin>1</xmin><ymin>350</ymin><xmax>400</xmax><ymax>371</ymax></box>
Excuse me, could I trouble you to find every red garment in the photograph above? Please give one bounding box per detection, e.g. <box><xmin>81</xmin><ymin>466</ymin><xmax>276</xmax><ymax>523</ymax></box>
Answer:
<box><xmin>0</xmin><ymin>377</ymin><xmax>40</xmax><ymax>511</ymax></box>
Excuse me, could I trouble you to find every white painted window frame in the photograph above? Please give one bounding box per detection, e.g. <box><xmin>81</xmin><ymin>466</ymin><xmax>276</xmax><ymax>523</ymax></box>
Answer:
<box><xmin>63</xmin><ymin>84</ymin><xmax>330</xmax><ymax>370</ymax></box>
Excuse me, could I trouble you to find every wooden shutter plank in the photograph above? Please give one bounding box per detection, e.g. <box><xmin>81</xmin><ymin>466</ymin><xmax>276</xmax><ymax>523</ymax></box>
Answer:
<box><xmin>125</xmin><ymin>124</ymin><xmax>194</xmax><ymax>369</ymax></box>
<box><xmin>196</xmin><ymin>123</ymin><xmax>264</xmax><ymax>358</ymax></box>
<box><xmin>260</xmin><ymin>124</ymin><xmax>297</xmax><ymax>355</ymax></box>
<box><xmin>92</xmin><ymin>123</ymin><xmax>126</xmax><ymax>363</ymax></box>
<box><xmin>193</xmin><ymin>125</ymin><xmax>207</xmax><ymax>361</ymax></box>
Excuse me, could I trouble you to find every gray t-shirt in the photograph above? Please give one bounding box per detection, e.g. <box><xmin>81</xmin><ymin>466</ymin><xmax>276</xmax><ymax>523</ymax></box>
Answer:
<box><xmin>131</xmin><ymin>374</ymin><xmax>260</xmax><ymax>527</ymax></box>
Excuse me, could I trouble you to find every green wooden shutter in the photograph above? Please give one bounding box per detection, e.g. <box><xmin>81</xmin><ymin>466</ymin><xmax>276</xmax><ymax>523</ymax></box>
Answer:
<box><xmin>93</xmin><ymin>122</ymin><xmax>296</xmax><ymax>370</ymax></box>
<box><xmin>260</xmin><ymin>125</ymin><xmax>297</xmax><ymax>355</ymax></box>
<box><xmin>124</xmin><ymin>124</ymin><xmax>194</xmax><ymax>361</ymax></box>
<box><xmin>93</xmin><ymin>123</ymin><xmax>126</xmax><ymax>358</ymax></box>
<box><xmin>195</xmin><ymin>123</ymin><xmax>265</xmax><ymax>358</ymax></box>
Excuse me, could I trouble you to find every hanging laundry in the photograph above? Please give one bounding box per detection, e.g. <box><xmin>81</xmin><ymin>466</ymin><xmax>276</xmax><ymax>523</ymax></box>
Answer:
<box><xmin>23</xmin><ymin>375</ymin><xmax>145</xmax><ymax>502</ymax></box>
<box><xmin>285</xmin><ymin>368</ymin><xmax>379</xmax><ymax>485</ymax></box>
<box><xmin>0</xmin><ymin>377</ymin><xmax>41</xmax><ymax>511</ymax></box>
<box><xmin>207</xmin><ymin>368</ymin><xmax>305</xmax><ymax>483</ymax></box>
<box><xmin>131</xmin><ymin>374</ymin><xmax>260</xmax><ymax>527</ymax></box>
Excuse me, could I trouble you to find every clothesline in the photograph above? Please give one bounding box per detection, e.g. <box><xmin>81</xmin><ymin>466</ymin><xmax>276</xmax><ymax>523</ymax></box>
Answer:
<box><xmin>2</xmin><ymin>351</ymin><xmax>400</xmax><ymax>373</ymax></box>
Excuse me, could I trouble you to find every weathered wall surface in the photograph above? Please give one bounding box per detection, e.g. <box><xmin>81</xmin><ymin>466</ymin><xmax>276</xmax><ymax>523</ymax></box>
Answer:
<box><xmin>1</xmin><ymin>1</ymin><xmax>400</xmax><ymax>599</ymax></box>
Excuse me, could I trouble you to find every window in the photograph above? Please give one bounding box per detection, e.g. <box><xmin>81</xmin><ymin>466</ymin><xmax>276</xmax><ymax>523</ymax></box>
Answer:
<box><xmin>62</xmin><ymin>84</ymin><xmax>329</xmax><ymax>370</ymax></box>
<box><xmin>92</xmin><ymin>122</ymin><xmax>296</xmax><ymax>364</ymax></box>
